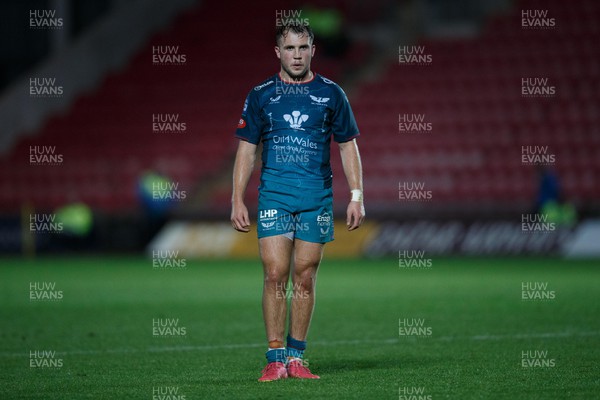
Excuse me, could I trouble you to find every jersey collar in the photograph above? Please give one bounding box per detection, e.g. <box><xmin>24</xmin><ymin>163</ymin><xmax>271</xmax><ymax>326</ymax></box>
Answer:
<box><xmin>278</xmin><ymin>71</ymin><xmax>316</xmax><ymax>84</ymax></box>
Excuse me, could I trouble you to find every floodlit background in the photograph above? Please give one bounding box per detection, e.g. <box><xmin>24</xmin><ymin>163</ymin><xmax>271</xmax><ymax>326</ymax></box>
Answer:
<box><xmin>0</xmin><ymin>0</ymin><xmax>599</xmax><ymax>398</ymax></box>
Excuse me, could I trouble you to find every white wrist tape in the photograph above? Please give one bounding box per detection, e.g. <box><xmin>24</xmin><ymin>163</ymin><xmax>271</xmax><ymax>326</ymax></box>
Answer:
<box><xmin>350</xmin><ymin>189</ymin><xmax>363</xmax><ymax>202</ymax></box>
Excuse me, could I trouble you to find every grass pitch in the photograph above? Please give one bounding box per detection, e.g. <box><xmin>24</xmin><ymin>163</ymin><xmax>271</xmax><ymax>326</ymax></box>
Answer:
<box><xmin>0</xmin><ymin>256</ymin><xmax>599</xmax><ymax>399</ymax></box>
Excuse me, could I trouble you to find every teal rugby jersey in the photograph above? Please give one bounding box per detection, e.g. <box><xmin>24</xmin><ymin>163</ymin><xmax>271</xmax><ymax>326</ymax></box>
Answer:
<box><xmin>235</xmin><ymin>73</ymin><xmax>360</xmax><ymax>189</ymax></box>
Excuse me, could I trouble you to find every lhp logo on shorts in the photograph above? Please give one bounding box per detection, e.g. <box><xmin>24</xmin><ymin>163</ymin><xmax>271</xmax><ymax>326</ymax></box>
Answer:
<box><xmin>317</xmin><ymin>212</ymin><xmax>331</xmax><ymax>235</ymax></box>
<box><xmin>259</xmin><ymin>209</ymin><xmax>278</xmax><ymax>230</ymax></box>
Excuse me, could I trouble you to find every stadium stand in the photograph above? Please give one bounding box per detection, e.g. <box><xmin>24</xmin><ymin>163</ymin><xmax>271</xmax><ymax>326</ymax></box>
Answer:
<box><xmin>0</xmin><ymin>0</ymin><xmax>376</xmax><ymax>213</ymax></box>
<box><xmin>345</xmin><ymin>0</ymin><xmax>599</xmax><ymax>215</ymax></box>
<box><xmin>1</xmin><ymin>0</ymin><xmax>597</xmax><ymax>218</ymax></box>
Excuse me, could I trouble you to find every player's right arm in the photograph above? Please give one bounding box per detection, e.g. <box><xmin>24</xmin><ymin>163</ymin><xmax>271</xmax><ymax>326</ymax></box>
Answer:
<box><xmin>231</xmin><ymin>139</ymin><xmax>257</xmax><ymax>232</ymax></box>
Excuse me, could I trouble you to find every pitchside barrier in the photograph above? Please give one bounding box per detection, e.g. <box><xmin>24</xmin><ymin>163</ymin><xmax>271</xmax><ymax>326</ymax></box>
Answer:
<box><xmin>146</xmin><ymin>219</ymin><xmax>600</xmax><ymax>259</ymax></box>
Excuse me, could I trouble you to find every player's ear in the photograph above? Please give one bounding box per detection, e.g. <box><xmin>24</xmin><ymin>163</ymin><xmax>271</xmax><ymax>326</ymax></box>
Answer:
<box><xmin>311</xmin><ymin>44</ymin><xmax>315</xmax><ymax>57</ymax></box>
<box><xmin>274</xmin><ymin>45</ymin><xmax>281</xmax><ymax>59</ymax></box>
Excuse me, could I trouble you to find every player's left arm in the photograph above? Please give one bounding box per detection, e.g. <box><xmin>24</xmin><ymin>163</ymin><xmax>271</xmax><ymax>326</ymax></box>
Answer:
<box><xmin>339</xmin><ymin>139</ymin><xmax>365</xmax><ymax>230</ymax></box>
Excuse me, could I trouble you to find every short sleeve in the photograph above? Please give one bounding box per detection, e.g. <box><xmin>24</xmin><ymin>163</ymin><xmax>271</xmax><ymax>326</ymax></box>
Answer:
<box><xmin>235</xmin><ymin>89</ymin><xmax>263</xmax><ymax>144</ymax></box>
<box><xmin>331</xmin><ymin>86</ymin><xmax>360</xmax><ymax>143</ymax></box>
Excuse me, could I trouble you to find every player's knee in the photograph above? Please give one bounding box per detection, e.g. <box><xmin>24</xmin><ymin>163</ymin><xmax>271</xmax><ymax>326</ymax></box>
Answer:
<box><xmin>293</xmin><ymin>267</ymin><xmax>317</xmax><ymax>293</ymax></box>
<box><xmin>263</xmin><ymin>267</ymin><xmax>288</xmax><ymax>288</ymax></box>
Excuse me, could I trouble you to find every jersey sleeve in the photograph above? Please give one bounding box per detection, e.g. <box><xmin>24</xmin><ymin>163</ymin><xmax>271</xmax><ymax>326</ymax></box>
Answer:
<box><xmin>235</xmin><ymin>89</ymin><xmax>263</xmax><ymax>144</ymax></box>
<box><xmin>331</xmin><ymin>85</ymin><xmax>360</xmax><ymax>143</ymax></box>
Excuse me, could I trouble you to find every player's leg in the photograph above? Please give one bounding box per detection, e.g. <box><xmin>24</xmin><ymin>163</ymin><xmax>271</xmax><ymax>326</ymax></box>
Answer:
<box><xmin>284</xmin><ymin>186</ymin><xmax>332</xmax><ymax>379</ymax></box>
<box><xmin>258</xmin><ymin>234</ymin><xmax>293</xmax><ymax>381</ymax></box>
<box><xmin>289</xmin><ymin>238</ymin><xmax>323</xmax><ymax>340</ymax></box>
<box><xmin>260</xmin><ymin>234</ymin><xmax>293</xmax><ymax>344</ymax></box>
<box><xmin>287</xmin><ymin>238</ymin><xmax>324</xmax><ymax>379</ymax></box>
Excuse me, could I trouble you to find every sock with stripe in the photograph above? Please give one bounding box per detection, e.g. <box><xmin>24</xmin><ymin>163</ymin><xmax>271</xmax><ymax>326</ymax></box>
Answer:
<box><xmin>266</xmin><ymin>340</ymin><xmax>286</xmax><ymax>364</ymax></box>
<box><xmin>286</xmin><ymin>334</ymin><xmax>306</xmax><ymax>361</ymax></box>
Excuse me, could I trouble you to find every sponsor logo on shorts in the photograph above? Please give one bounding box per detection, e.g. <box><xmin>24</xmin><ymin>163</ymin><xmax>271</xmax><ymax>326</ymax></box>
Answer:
<box><xmin>317</xmin><ymin>212</ymin><xmax>331</xmax><ymax>235</ymax></box>
<box><xmin>259</xmin><ymin>209</ymin><xmax>278</xmax><ymax>229</ymax></box>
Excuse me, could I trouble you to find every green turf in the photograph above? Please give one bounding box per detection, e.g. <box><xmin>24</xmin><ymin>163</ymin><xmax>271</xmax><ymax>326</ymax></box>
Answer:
<box><xmin>0</xmin><ymin>256</ymin><xmax>599</xmax><ymax>399</ymax></box>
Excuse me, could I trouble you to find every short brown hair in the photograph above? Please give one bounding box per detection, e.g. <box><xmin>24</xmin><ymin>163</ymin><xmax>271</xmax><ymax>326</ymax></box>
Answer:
<box><xmin>275</xmin><ymin>23</ymin><xmax>314</xmax><ymax>46</ymax></box>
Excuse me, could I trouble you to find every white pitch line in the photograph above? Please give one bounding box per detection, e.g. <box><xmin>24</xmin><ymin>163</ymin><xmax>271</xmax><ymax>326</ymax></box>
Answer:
<box><xmin>1</xmin><ymin>331</ymin><xmax>597</xmax><ymax>358</ymax></box>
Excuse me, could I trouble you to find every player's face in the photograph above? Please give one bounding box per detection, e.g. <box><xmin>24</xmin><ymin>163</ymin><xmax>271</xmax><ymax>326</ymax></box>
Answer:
<box><xmin>275</xmin><ymin>31</ymin><xmax>315</xmax><ymax>82</ymax></box>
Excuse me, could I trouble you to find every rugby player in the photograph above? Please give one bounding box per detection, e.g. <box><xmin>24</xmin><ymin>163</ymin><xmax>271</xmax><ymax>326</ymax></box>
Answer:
<box><xmin>231</xmin><ymin>22</ymin><xmax>365</xmax><ymax>382</ymax></box>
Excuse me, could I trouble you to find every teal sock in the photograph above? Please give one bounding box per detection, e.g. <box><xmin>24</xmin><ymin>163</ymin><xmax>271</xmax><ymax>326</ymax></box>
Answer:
<box><xmin>266</xmin><ymin>348</ymin><xmax>286</xmax><ymax>364</ymax></box>
<box><xmin>286</xmin><ymin>335</ymin><xmax>306</xmax><ymax>359</ymax></box>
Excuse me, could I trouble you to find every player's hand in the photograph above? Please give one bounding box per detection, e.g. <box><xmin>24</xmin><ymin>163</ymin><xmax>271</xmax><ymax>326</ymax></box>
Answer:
<box><xmin>346</xmin><ymin>201</ymin><xmax>365</xmax><ymax>231</ymax></box>
<box><xmin>231</xmin><ymin>201</ymin><xmax>251</xmax><ymax>232</ymax></box>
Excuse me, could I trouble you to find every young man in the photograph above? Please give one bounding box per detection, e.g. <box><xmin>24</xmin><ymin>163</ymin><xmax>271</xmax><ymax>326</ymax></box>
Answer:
<box><xmin>230</xmin><ymin>22</ymin><xmax>365</xmax><ymax>382</ymax></box>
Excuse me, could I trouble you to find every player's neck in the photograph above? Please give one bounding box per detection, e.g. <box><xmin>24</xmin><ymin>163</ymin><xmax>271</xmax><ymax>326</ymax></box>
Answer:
<box><xmin>279</xmin><ymin>70</ymin><xmax>313</xmax><ymax>84</ymax></box>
